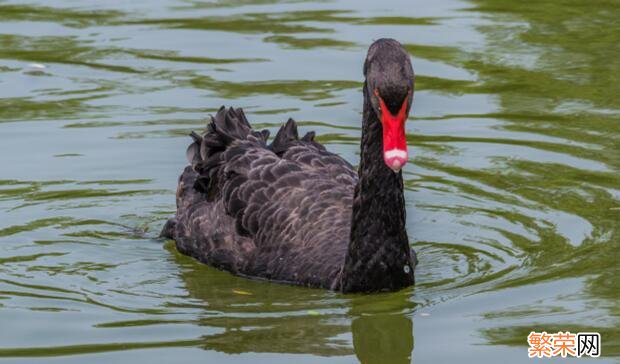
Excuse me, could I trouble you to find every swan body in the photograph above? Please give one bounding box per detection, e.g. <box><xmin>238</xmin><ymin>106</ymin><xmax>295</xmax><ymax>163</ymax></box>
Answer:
<box><xmin>162</xmin><ymin>39</ymin><xmax>417</xmax><ymax>293</ymax></box>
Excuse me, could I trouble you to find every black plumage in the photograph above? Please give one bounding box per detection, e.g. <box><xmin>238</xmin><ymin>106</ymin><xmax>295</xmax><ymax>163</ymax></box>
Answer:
<box><xmin>162</xmin><ymin>38</ymin><xmax>417</xmax><ymax>293</ymax></box>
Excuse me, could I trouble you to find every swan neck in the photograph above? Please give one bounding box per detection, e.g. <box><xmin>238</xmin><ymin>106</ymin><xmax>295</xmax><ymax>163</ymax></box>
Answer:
<box><xmin>339</xmin><ymin>83</ymin><xmax>415</xmax><ymax>293</ymax></box>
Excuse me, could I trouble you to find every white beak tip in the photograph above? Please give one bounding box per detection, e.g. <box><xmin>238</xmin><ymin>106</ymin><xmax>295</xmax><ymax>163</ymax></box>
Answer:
<box><xmin>389</xmin><ymin>161</ymin><xmax>402</xmax><ymax>172</ymax></box>
<box><xmin>384</xmin><ymin>149</ymin><xmax>408</xmax><ymax>173</ymax></box>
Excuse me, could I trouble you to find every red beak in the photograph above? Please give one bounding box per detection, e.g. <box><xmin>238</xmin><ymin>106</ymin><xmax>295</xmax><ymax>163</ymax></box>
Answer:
<box><xmin>378</xmin><ymin>94</ymin><xmax>409</xmax><ymax>172</ymax></box>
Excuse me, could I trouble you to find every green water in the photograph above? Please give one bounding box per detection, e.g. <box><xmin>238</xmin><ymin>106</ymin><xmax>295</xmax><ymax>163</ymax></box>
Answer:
<box><xmin>0</xmin><ymin>0</ymin><xmax>618</xmax><ymax>362</ymax></box>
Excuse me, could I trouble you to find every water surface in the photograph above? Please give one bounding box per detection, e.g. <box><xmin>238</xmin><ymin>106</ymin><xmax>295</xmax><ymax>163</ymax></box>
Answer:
<box><xmin>0</xmin><ymin>0</ymin><xmax>618</xmax><ymax>362</ymax></box>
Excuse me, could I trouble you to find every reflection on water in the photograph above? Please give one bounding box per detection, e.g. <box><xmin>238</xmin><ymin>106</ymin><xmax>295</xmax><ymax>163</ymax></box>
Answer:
<box><xmin>351</xmin><ymin>309</ymin><xmax>413</xmax><ymax>363</ymax></box>
<box><xmin>176</xmin><ymin>243</ymin><xmax>415</xmax><ymax>362</ymax></box>
<box><xmin>0</xmin><ymin>0</ymin><xmax>618</xmax><ymax>362</ymax></box>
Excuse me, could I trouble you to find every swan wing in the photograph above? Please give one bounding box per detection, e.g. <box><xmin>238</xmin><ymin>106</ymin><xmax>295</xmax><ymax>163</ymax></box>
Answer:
<box><xmin>170</xmin><ymin>107</ymin><xmax>353</xmax><ymax>287</ymax></box>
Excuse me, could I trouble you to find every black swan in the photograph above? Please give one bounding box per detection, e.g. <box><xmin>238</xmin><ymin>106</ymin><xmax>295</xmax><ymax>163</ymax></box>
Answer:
<box><xmin>162</xmin><ymin>38</ymin><xmax>417</xmax><ymax>293</ymax></box>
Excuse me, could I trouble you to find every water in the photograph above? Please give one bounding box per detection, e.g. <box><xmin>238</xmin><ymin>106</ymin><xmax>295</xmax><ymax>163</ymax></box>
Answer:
<box><xmin>0</xmin><ymin>0</ymin><xmax>618</xmax><ymax>362</ymax></box>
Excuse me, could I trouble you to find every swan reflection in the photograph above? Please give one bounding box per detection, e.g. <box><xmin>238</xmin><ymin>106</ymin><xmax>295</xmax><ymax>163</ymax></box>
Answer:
<box><xmin>174</xmin><ymin>249</ymin><xmax>415</xmax><ymax>362</ymax></box>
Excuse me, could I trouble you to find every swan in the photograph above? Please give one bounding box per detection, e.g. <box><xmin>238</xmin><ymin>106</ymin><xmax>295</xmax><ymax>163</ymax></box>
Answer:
<box><xmin>162</xmin><ymin>38</ymin><xmax>417</xmax><ymax>293</ymax></box>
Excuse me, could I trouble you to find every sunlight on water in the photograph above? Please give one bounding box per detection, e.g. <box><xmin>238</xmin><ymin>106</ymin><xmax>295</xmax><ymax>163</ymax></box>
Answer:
<box><xmin>0</xmin><ymin>0</ymin><xmax>618</xmax><ymax>362</ymax></box>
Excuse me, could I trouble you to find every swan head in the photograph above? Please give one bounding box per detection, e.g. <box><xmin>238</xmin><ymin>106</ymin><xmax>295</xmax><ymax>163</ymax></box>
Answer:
<box><xmin>364</xmin><ymin>38</ymin><xmax>415</xmax><ymax>173</ymax></box>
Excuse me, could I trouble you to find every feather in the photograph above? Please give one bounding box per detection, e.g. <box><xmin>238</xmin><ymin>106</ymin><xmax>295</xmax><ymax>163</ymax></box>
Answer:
<box><xmin>186</xmin><ymin>142</ymin><xmax>201</xmax><ymax>167</ymax></box>
<box><xmin>168</xmin><ymin>106</ymin><xmax>357</xmax><ymax>289</ymax></box>
<box><xmin>271</xmin><ymin>118</ymin><xmax>299</xmax><ymax>154</ymax></box>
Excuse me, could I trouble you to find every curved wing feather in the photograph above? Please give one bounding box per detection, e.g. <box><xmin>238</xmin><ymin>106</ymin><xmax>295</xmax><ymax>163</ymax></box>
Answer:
<box><xmin>164</xmin><ymin>107</ymin><xmax>355</xmax><ymax>288</ymax></box>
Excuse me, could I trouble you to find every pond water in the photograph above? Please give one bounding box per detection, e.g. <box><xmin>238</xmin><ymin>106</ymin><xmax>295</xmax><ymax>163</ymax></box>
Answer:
<box><xmin>0</xmin><ymin>0</ymin><xmax>618</xmax><ymax>362</ymax></box>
